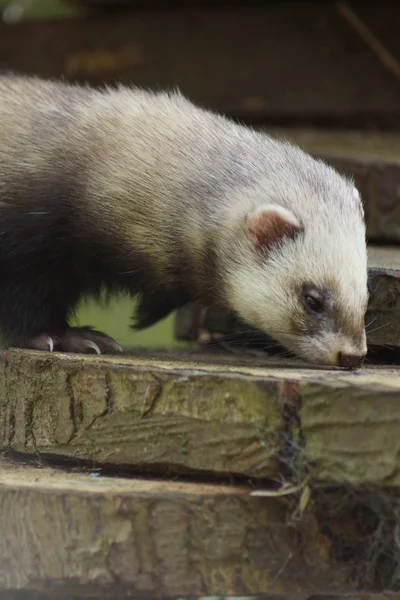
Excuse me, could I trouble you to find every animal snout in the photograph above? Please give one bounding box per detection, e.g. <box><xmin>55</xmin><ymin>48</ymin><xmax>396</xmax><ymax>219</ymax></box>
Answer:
<box><xmin>338</xmin><ymin>352</ymin><xmax>366</xmax><ymax>369</ymax></box>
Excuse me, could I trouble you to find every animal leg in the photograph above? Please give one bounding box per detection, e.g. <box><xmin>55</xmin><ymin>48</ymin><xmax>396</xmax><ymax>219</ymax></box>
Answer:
<box><xmin>0</xmin><ymin>281</ymin><xmax>122</xmax><ymax>354</ymax></box>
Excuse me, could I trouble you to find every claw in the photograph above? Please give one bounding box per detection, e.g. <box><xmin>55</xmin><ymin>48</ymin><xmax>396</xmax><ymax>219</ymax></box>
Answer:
<box><xmin>28</xmin><ymin>328</ymin><xmax>121</xmax><ymax>355</ymax></box>
<box><xmin>47</xmin><ymin>336</ymin><xmax>54</xmax><ymax>352</ymax></box>
<box><xmin>84</xmin><ymin>340</ymin><xmax>101</xmax><ymax>355</ymax></box>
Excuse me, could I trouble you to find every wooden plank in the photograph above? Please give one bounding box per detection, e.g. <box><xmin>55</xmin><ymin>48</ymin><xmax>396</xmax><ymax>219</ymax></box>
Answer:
<box><xmin>366</xmin><ymin>246</ymin><xmax>400</xmax><ymax>348</ymax></box>
<box><xmin>300</xmin><ymin>373</ymin><xmax>400</xmax><ymax>487</ymax></box>
<box><xmin>175</xmin><ymin>245</ymin><xmax>400</xmax><ymax>349</ymax></box>
<box><xmin>266</xmin><ymin>128</ymin><xmax>400</xmax><ymax>164</ymax></box>
<box><xmin>0</xmin><ymin>458</ymin><xmax>399</xmax><ymax>598</ymax></box>
<box><xmin>1</xmin><ymin>4</ymin><xmax>400</xmax><ymax>124</ymax></box>
<box><xmin>2</xmin><ymin>348</ymin><xmax>400</xmax><ymax>488</ymax></box>
<box><xmin>0</xmin><ymin>348</ymin><xmax>285</xmax><ymax>479</ymax></box>
<box><xmin>265</xmin><ymin>128</ymin><xmax>400</xmax><ymax>242</ymax></box>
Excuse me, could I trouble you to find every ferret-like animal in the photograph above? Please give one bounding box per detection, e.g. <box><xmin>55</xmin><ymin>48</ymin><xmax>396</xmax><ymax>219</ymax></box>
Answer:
<box><xmin>0</xmin><ymin>75</ymin><xmax>368</xmax><ymax>368</ymax></box>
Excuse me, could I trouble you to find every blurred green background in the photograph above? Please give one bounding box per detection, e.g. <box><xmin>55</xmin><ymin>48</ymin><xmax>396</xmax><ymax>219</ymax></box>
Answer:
<box><xmin>0</xmin><ymin>0</ymin><xmax>180</xmax><ymax>348</ymax></box>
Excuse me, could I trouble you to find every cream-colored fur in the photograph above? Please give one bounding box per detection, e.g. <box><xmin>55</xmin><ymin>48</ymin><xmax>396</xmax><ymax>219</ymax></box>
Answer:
<box><xmin>0</xmin><ymin>75</ymin><xmax>368</xmax><ymax>365</ymax></box>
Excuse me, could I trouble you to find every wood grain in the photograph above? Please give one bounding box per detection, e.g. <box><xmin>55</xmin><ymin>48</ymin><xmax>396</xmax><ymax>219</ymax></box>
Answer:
<box><xmin>0</xmin><ymin>348</ymin><xmax>285</xmax><ymax>479</ymax></box>
<box><xmin>2</xmin><ymin>348</ymin><xmax>400</xmax><ymax>487</ymax></box>
<box><xmin>0</xmin><ymin>459</ymin><xmax>388</xmax><ymax>598</ymax></box>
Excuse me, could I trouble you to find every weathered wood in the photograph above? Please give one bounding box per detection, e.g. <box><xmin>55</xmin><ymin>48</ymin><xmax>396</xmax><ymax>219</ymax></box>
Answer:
<box><xmin>0</xmin><ymin>458</ymin><xmax>399</xmax><ymax>598</ymax></box>
<box><xmin>365</xmin><ymin>246</ymin><xmax>400</xmax><ymax>348</ymax></box>
<box><xmin>300</xmin><ymin>373</ymin><xmax>400</xmax><ymax>486</ymax></box>
<box><xmin>265</xmin><ymin>128</ymin><xmax>400</xmax><ymax>242</ymax></box>
<box><xmin>174</xmin><ymin>245</ymin><xmax>400</xmax><ymax>349</ymax></box>
<box><xmin>2</xmin><ymin>4</ymin><xmax>400</xmax><ymax>124</ymax></box>
<box><xmin>2</xmin><ymin>348</ymin><xmax>400</xmax><ymax>488</ymax></box>
<box><xmin>0</xmin><ymin>348</ymin><xmax>285</xmax><ymax>479</ymax></box>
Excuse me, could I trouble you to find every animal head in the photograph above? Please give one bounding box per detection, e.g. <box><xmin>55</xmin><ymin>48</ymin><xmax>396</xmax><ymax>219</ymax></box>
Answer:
<box><xmin>224</xmin><ymin>171</ymin><xmax>368</xmax><ymax>369</ymax></box>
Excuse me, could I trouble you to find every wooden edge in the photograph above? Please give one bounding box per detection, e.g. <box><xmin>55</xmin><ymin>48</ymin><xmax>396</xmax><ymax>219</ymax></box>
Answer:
<box><xmin>2</xmin><ymin>349</ymin><xmax>400</xmax><ymax>488</ymax></box>
<box><xmin>0</xmin><ymin>458</ymin><xmax>398</xmax><ymax>597</ymax></box>
<box><xmin>0</xmin><ymin>348</ymin><xmax>286</xmax><ymax>480</ymax></box>
<box><xmin>264</xmin><ymin>128</ymin><xmax>400</xmax><ymax>165</ymax></box>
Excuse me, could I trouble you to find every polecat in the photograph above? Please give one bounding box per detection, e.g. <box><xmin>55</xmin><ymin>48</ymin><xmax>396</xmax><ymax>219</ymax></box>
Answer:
<box><xmin>0</xmin><ymin>74</ymin><xmax>368</xmax><ymax>368</ymax></box>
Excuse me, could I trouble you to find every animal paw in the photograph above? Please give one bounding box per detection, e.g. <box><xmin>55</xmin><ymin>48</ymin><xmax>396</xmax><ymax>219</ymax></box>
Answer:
<box><xmin>29</xmin><ymin>333</ymin><xmax>56</xmax><ymax>352</ymax></box>
<box><xmin>29</xmin><ymin>327</ymin><xmax>123</xmax><ymax>355</ymax></box>
<box><xmin>195</xmin><ymin>306</ymin><xmax>226</xmax><ymax>345</ymax></box>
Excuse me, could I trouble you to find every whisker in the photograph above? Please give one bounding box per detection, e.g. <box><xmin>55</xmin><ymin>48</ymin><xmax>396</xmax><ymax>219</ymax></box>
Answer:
<box><xmin>201</xmin><ymin>334</ymin><xmax>292</xmax><ymax>356</ymax></box>
<box><xmin>202</xmin><ymin>336</ymin><xmax>259</xmax><ymax>349</ymax></box>
<box><xmin>366</xmin><ymin>321</ymin><xmax>392</xmax><ymax>335</ymax></box>
<box><xmin>365</xmin><ymin>315</ymin><xmax>378</xmax><ymax>331</ymax></box>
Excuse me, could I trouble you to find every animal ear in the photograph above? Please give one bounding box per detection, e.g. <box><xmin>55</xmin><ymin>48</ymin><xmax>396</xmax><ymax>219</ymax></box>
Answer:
<box><xmin>247</xmin><ymin>204</ymin><xmax>303</xmax><ymax>252</ymax></box>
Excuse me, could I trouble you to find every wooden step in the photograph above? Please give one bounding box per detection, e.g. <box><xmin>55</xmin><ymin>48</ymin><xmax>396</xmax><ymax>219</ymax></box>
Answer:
<box><xmin>265</xmin><ymin>128</ymin><xmax>400</xmax><ymax>243</ymax></box>
<box><xmin>175</xmin><ymin>245</ymin><xmax>400</xmax><ymax>350</ymax></box>
<box><xmin>2</xmin><ymin>4</ymin><xmax>400</xmax><ymax>126</ymax></box>
<box><xmin>2</xmin><ymin>349</ymin><xmax>400</xmax><ymax>597</ymax></box>
<box><xmin>0</xmin><ymin>458</ymin><xmax>397</xmax><ymax>599</ymax></box>
<box><xmin>2</xmin><ymin>347</ymin><xmax>400</xmax><ymax>487</ymax></box>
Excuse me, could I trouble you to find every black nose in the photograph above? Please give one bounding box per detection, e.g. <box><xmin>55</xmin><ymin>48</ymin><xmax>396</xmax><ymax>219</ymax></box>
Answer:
<box><xmin>338</xmin><ymin>352</ymin><xmax>366</xmax><ymax>369</ymax></box>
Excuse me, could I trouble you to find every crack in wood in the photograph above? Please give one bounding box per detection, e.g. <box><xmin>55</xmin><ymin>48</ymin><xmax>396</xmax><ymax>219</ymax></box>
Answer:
<box><xmin>276</xmin><ymin>381</ymin><xmax>305</xmax><ymax>485</ymax></box>
<box><xmin>2</xmin><ymin>355</ymin><xmax>15</xmax><ymax>447</ymax></box>
<box><xmin>104</xmin><ymin>370</ymin><xmax>113</xmax><ymax>416</ymax></box>
<box><xmin>65</xmin><ymin>373</ymin><xmax>78</xmax><ymax>445</ymax></box>
<box><xmin>23</xmin><ymin>395</ymin><xmax>35</xmax><ymax>451</ymax></box>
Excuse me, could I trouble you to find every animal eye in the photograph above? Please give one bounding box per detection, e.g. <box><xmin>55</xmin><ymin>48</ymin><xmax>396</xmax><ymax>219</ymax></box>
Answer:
<box><xmin>302</xmin><ymin>292</ymin><xmax>324</xmax><ymax>314</ymax></box>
